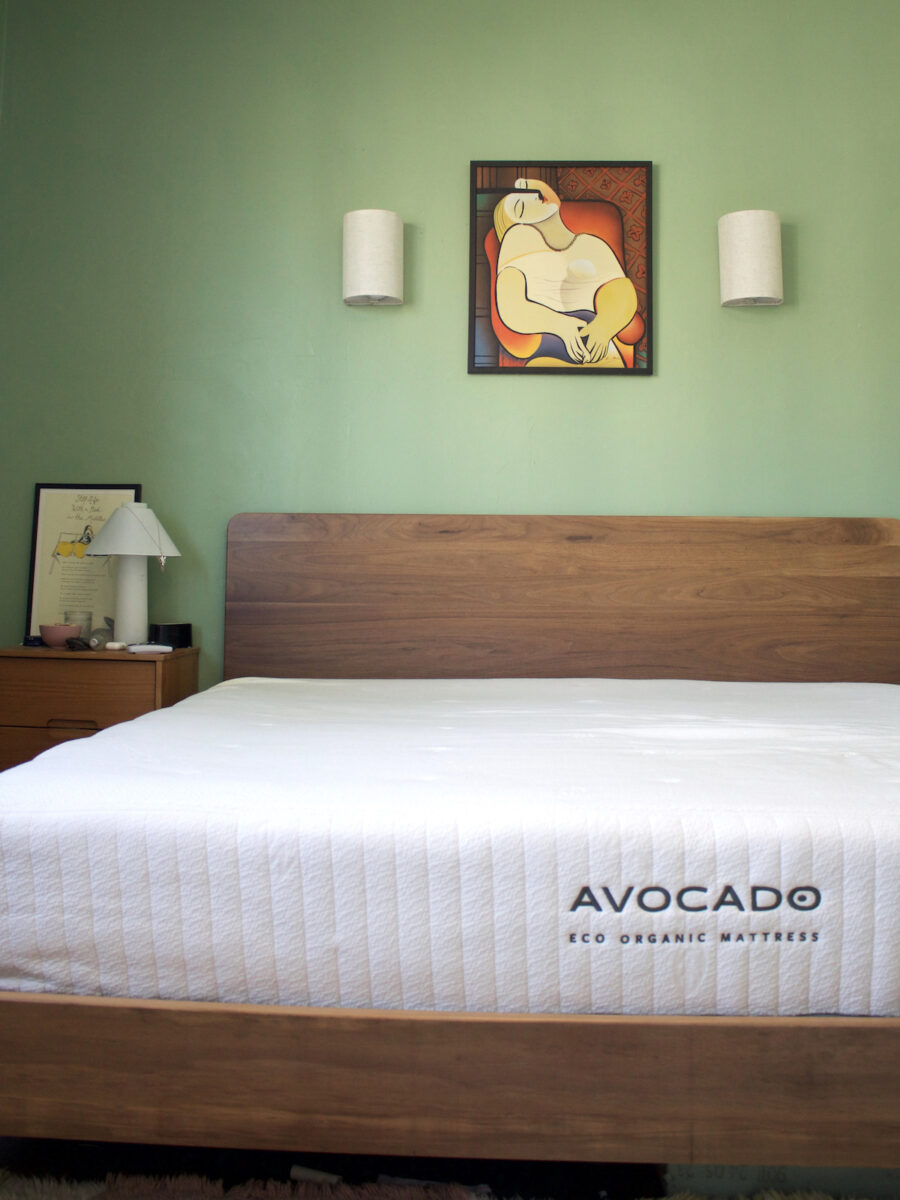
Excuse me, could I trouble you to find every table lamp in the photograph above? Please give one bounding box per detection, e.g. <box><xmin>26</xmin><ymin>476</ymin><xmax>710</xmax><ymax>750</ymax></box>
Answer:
<box><xmin>85</xmin><ymin>502</ymin><xmax>180</xmax><ymax>645</ymax></box>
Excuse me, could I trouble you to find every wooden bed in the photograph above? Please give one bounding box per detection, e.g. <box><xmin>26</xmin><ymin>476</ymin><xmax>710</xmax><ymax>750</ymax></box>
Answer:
<box><xmin>1</xmin><ymin>513</ymin><xmax>898</xmax><ymax>1170</ymax></box>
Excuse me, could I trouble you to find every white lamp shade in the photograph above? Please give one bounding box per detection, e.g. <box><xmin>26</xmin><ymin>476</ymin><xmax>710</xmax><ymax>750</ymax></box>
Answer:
<box><xmin>86</xmin><ymin>502</ymin><xmax>180</xmax><ymax>558</ymax></box>
<box><xmin>717</xmin><ymin>209</ymin><xmax>783</xmax><ymax>306</ymax></box>
<box><xmin>342</xmin><ymin>209</ymin><xmax>403</xmax><ymax>305</ymax></box>
<box><xmin>85</xmin><ymin>502</ymin><xmax>180</xmax><ymax>644</ymax></box>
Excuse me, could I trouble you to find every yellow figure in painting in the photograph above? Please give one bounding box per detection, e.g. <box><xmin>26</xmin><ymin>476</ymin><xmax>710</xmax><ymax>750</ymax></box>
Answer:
<box><xmin>493</xmin><ymin>178</ymin><xmax>638</xmax><ymax>367</ymax></box>
<box><xmin>53</xmin><ymin>524</ymin><xmax>94</xmax><ymax>564</ymax></box>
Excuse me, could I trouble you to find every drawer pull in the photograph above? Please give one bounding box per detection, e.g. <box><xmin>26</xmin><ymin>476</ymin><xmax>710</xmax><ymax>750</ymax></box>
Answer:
<box><xmin>46</xmin><ymin>718</ymin><xmax>99</xmax><ymax>731</ymax></box>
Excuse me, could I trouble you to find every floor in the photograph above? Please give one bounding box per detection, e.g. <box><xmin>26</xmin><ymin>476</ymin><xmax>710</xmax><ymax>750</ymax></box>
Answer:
<box><xmin>0</xmin><ymin>1139</ymin><xmax>664</xmax><ymax>1199</ymax></box>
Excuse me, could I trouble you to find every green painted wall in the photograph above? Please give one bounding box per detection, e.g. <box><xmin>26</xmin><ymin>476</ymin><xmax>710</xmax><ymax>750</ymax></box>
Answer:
<box><xmin>1</xmin><ymin>0</ymin><xmax>897</xmax><ymax>687</ymax></box>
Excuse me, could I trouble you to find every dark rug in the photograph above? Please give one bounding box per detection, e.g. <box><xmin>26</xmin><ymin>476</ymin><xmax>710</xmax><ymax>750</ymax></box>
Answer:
<box><xmin>0</xmin><ymin>1143</ymin><xmax>663</xmax><ymax>1200</ymax></box>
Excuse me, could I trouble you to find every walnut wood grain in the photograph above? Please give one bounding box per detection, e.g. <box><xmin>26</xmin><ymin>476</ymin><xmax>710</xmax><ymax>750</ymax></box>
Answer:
<box><xmin>1</xmin><ymin>993</ymin><xmax>897</xmax><ymax>1167</ymax></box>
<box><xmin>225</xmin><ymin>514</ymin><xmax>900</xmax><ymax>682</ymax></box>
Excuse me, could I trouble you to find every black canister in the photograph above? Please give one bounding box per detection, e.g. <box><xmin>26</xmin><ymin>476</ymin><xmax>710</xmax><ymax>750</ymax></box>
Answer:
<box><xmin>149</xmin><ymin>622</ymin><xmax>192</xmax><ymax>648</ymax></box>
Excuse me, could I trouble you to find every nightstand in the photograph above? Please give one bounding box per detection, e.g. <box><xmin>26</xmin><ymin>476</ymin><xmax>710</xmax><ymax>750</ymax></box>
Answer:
<box><xmin>0</xmin><ymin>645</ymin><xmax>200</xmax><ymax>771</ymax></box>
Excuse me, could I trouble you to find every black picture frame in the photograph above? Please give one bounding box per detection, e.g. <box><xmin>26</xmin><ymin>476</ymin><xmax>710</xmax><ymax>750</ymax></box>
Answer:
<box><xmin>468</xmin><ymin>161</ymin><xmax>652</xmax><ymax>375</ymax></box>
<box><xmin>25</xmin><ymin>482</ymin><xmax>142</xmax><ymax>642</ymax></box>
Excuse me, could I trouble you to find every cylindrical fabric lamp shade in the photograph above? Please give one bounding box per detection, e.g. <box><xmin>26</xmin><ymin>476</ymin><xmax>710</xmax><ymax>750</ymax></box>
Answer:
<box><xmin>342</xmin><ymin>209</ymin><xmax>403</xmax><ymax>305</ymax></box>
<box><xmin>717</xmin><ymin>209</ymin><xmax>783</xmax><ymax>306</ymax></box>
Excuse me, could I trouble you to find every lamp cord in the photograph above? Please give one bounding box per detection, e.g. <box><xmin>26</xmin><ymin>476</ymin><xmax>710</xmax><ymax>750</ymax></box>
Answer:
<box><xmin>122</xmin><ymin>505</ymin><xmax>169</xmax><ymax>569</ymax></box>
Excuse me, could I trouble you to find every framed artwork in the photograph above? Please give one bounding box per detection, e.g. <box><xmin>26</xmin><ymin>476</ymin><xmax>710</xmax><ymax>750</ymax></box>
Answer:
<box><xmin>468</xmin><ymin>161</ymin><xmax>652</xmax><ymax>374</ymax></box>
<box><xmin>25</xmin><ymin>483</ymin><xmax>141</xmax><ymax>641</ymax></box>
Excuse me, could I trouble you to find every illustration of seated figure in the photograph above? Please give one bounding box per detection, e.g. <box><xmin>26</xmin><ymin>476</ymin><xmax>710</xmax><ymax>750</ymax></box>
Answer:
<box><xmin>493</xmin><ymin>178</ymin><xmax>640</xmax><ymax>368</ymax></box>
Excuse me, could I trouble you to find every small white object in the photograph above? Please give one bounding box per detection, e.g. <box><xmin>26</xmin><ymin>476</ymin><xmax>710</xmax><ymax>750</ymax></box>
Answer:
<box><xmin>290</xmin><ymin>1167</ymin><xmax>342</xmax><ymax>1185</ymax></box>
<box><xmin>717</xmin><ymin>209</ymin><xmax>783</xmax><ymax>306</ymax></box>
<box><xmin>127</xmin><ymin>643</ymin><xmax>173</xmax><ymax>653</ymax></box>
<box><xmin>105</xmin><ymin>641</ymin><xmax>127</xmax><ymax>651</ymax></box>
<box><xmin>342</xmin><ymin>209</ymin><xmax>403</xmax><ymax>305</ymax></box>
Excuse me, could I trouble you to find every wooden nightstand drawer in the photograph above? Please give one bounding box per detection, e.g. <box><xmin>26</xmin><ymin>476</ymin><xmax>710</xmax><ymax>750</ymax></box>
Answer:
<box><xmin>0</xmin><ymin>657</ymin><xmax>163</xmax><ymax>729</ymax></box>
<box><xmin>0</xmin><ymin>726</ymin><xmax>94</xmax><ymax>772</ymax></box>
<box><xmin>0</xmin><ymin>647</ymin><xmax>199</xmax><ymax>769</ymax></box>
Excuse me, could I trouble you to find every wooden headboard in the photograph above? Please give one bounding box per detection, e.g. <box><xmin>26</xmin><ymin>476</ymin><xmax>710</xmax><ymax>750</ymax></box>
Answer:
<box><xmin>224</xmin><ymin>513</ymin><xmax>900</xmax><ymax>684</ymax></box>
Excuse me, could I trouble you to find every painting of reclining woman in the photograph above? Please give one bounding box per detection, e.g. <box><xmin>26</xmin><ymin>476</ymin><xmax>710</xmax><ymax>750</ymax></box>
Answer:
<box><xmin>469</xmin><ymin>162</ymin><xmax>651</xmax><ymax>374</ymax></box>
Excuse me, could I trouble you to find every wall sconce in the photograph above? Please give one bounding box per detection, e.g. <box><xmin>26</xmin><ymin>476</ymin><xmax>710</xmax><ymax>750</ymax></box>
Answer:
<box><xmin>342</xmin><ymin>209</ymin><xmax>403</xmax><ymax>305</ymax></box>
<box><xmin>85</xmin><ymin>501</ymin><xmax>180</xmax><ymax>645</ymax></box>
<box><xmin>717</xmin><ymin>209</ymin><xmax>783</xmax><ymax>306</ymax></box>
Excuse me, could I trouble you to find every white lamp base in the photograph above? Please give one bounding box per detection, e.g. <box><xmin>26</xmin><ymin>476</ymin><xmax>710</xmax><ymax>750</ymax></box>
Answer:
<box><xmin>114</xmin><ymin>555</ymin><xmax>149</xmax><ymax>645</ymax></box>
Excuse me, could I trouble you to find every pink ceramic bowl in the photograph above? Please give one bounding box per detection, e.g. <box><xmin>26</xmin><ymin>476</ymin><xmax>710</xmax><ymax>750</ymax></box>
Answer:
<box><xmin>39</xmin><ymin>623</ymin><xmax>82</xmax><ymax>648</ymax></box>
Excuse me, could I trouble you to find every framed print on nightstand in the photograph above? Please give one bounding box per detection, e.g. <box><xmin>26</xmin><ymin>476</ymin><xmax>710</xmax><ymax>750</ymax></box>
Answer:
<box><xmin>25</xmin><ymin>482</ymin><xmax>142</xmax><ymax>641</ymax></box>
<box><xmin>468</xmin><ymin>160</ymin><xmax>652</xmax><ymax>375</ymax></box>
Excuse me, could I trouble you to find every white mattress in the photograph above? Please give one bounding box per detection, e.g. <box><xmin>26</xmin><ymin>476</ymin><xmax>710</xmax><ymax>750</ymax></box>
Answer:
<box><xmin>0</xmin><ymin>676</ymin><xmax>897</xmax><ymax>1017</ymax></box>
